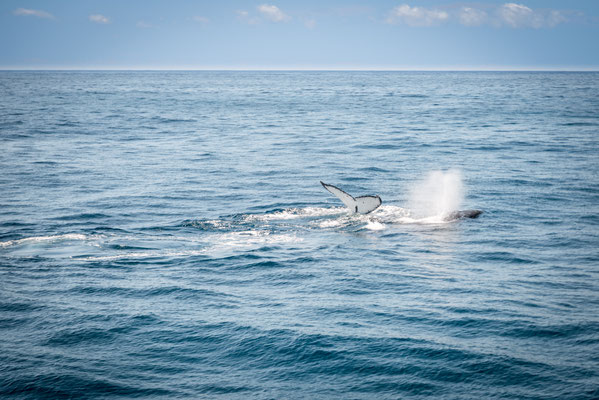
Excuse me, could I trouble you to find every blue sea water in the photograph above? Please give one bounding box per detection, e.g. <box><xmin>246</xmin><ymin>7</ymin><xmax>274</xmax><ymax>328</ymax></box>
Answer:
<box><xmin>1</xmin><ymin>71</ymin><xmax>598</xmax><ymax>399</ymax></box>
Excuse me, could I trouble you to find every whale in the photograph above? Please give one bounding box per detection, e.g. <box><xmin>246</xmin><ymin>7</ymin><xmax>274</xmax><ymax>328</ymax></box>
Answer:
<box><xmin>320</xmin><ymin>181</ymin><xmax>482</xmax><ymax>220</ymax></box>
<box><xmin>320</xmin><ymin>181</ymin><xmax>382</xmax><ymax>214</ymax></box>
<box><xmin>443</xmin><ymin>209</ymin><xmax>483</xmax><ymax>221</ymax></box>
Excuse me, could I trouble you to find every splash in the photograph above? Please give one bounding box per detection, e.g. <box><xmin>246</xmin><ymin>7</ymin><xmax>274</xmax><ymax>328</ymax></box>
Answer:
<box><xmin>364</xmin><ymin>220</ymin><xmax>386</xmax><ymax>230</ymax></box>
<box><xmin>407</xmin><ymin>169</ymin><xmax>464</xmax><ymax>220</ymax></box>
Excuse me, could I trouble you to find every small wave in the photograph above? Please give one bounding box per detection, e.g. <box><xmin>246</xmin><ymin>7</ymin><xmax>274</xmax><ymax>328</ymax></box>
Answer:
<box><xmin>81</xmin><ymin>249</ymin><xmax>208</xmax><ymax>261</ymax></box>
<box><xmin>561</xmin><ymin>121</ymin><xmax>597</xmax><ymax>127</ymax></box>
<box><xmin>400</xmin><ymin>93</ymin><xmax>428</xmax><ymax>98</ymax></box>
<box><xmin>55</xmin><ymin>121</ymin><xmax>78</xmax><ymax>127</ymax></box>
<box><xmin>357</xmin><ymin>166</ymin><xmax>389</xmax><ymax>173</ymax></box>
<box><xmin>151</xmin><ymin>116</ymin><xmax>197</xmax><ymax>123</ymax></box>
<box><xmin>54</xmin><ymin>213</ymin><xmax>110</xmax><ymax>221</ymax></box>
<box><xmin>45</xmin><ymin>327</ymin><xmax>115</xmax><ymax>346</ymax></box>
<box><xmin>0</xmin><ymin>233</ymin><xmax>87</xmax><ymax>248</ymax></box>
<box><xmin>245</xmin><ymin>207</ymin><xmax>346</xmax><ymax>222</ymax></box>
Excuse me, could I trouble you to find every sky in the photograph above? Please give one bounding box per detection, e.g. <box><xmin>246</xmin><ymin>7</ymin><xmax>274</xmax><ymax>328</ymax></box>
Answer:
<box><xmin>1</xmin><ymin>0</ymin><xmax>599</xmax><ymax>70</ymax></box>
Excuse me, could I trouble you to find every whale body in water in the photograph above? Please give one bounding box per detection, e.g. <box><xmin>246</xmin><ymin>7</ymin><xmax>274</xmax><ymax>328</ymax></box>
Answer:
<box><xmin>320</xmin><ymin>181</ymin><xmax>482</xmax><ymax>220</ymax></box>
<box><xmin>320</xmin><ymin>181</ymin><xmax>382</xmax><ymax>214</ymax></box>
<box><xmin>443</xmin><ymin>209</ymin><xmax>483</xmax><ymax>221</ymax></box>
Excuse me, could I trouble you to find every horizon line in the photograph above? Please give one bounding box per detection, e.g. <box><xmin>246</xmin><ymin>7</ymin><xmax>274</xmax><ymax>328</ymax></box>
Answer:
<box><xmin>1</xmin><ymin>67</ymin><xmax>599</xmax><ymax>72</ymax></box>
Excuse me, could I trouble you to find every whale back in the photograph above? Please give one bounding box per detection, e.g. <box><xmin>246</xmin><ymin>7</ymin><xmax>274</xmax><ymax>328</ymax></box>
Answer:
<box><xmin>444</xmin><ymin>209</ymin><xmax>483</xmax><ymax>221</ymax></box>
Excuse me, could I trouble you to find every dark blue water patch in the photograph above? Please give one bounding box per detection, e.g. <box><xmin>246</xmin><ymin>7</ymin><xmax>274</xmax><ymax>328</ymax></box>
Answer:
<box><xmin>0</xmin><ymin>119</ymin><xmax>24</xmax><ymax>126</ymax></box>
<box><xmin>2</xmin><ymin>132</ymin><xmax>32</xmax><ymax>139</ymax></box>
<box><xmin>515</xmin><ymin>278</ymin><xmax>594</xmax><ymax>291</ymax></box>
<box><xmin>70</xmin><ymin>285</ymin><xmax>231</xmax><ymax>302</ymax></box>
<box><xmin>561</xmin><ymin>121</ymin><xmax>598</xmax><ymax>127</ymax></box>
<box><xmin>88</xmin><ymin>226</ymin><xmax>129</xmax><ymax>235</ymax></box>
<box><xmin>53</xmin><ymin>213</ymin><xmax>111</xmax><ymax>221</ymax></box>
<box><xmin>357</xmin><ymin>166</ymin><xmax>390</xmax><ymax>173</ymax></box>
<box><xmin>569</xmin><ymin>185</ymin><xmax>599</xmax><ymax>195</ymax></box>
<box><xmin>0</xmin><ymin>301</ymin><xmax>44</xmax><ymax>313</ymax></box>
<box><xmin>44</xmin><ymin>327</ymin><xmax>116</xmax><ymax>346</ymax></box>
<box><xmin>106</xmin><ymin>243</ymin><xmax>156</xmax><ymax>250</ymax></box>
<box><xmin>580</xmin><ymin>214</ymin><xmax>599</xmax><ymax>224</ymax></box>
<box><xmin>54</xmin><ymin>121</ymin><xmax>79</xmax><ymax>127</ymax></box>
<box><xmin>0</xmin><ymin>373</ymin><xmax>174</xmax><ymax>399</ymax></box>
<box><xmin>503</xmin><ymin>321</ymin><xmax>599</xmax><ymax>339</ymax></box>
<box><xmin>467</xmin><ymin>144</ymin><xmax>515</xmax><ymax>151</ymax></box>
<box><xmin>214</xmin><ymin>329</ymin><xmax>564</xmax><ymax>397</ymax></box>
<box><xmin>399</xmin><ymin>93</ymin><xmax>429</xmax><ymax>98</ymax></box>
<box><xmin>0</xmin><ymin>314</ymin><xmax>34</xmax><ymax>329</ymax></box>
<box><xmin>542</xmin><ymin>145</ymin><xmax>576</xmax><ymax>153</ymax></box>
<box><xmin>225</xmin><ymin>259</ymin><xmax>286</xmax><ymax>271</ymax></box>
<box><xmin>195</xmin><ymin>383</ymin><xmax>259</xmax><ymax>395</ymax></box>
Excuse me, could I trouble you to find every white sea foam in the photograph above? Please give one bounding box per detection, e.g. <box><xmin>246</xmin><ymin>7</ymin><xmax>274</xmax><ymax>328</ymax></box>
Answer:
<box><xmin>82</xmin><ymin>249</ymin><xmax>209</xmax><ymax>261</ymax></box>
<box><xmin>364</xmin><ymin>220</ymin><xmax>386</xmax><ymax>230</ymax></box>
<box><xmin>245</xmin><ymin>207</ymin><xmax>346</xmax><ymax>222</ymax></box>
<box><xmin>80</xmin><ymin>230</ymin><xmax>301</xmax><ymax>261</ymax></box>
<box><xmin>209</xmin><ymin>230</ymin><xmax>301</xmax><ymax>248</ymax></box>
<box><xmin>315</xmin><ymin>218</ymin><xmax>345</xmax><ymax>228</ymax></box>
<box><xmin>0</xmin><ymin>233</ymin><xmax>88</xmax><ymax>248</ymax></box>
<box><xmin>371</xmin><ymin>205</ymin><xmax>410</xmax><ymax>220</ymax></box>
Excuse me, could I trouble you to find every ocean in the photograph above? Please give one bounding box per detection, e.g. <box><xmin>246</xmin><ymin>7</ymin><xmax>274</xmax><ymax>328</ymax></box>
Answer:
<box><xmin>1</xmin><ymin>71</ymin><xmax>598</xmax><ymax>399</ymax></box>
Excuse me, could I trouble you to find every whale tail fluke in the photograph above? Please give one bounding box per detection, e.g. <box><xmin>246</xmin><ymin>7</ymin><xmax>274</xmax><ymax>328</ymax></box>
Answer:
<box><xmin>320</xmin><ymin>181</ymin><xmax>382</xmax><ymax>214</ymax></box>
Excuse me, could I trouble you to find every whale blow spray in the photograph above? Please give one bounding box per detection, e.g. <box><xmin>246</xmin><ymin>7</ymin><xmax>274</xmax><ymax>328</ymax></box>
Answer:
<box><xmin>408</xmin><ymin>169</ymin><xmax>464</xmax><ymax>219</ymax></box>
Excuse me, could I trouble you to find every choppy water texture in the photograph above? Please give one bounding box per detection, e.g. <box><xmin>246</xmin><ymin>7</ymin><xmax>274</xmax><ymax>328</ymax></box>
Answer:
<box><xmin>1</xmin><ymin>71</ymin><xmax>598</xmax><ymax>399</ymax></box>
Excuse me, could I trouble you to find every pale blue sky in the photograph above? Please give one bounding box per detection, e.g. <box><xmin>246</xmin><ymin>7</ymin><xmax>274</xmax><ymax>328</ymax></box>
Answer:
<box><xmin>2</xmin><ymin>0</ymin><xmax>598</xmax><ymax>70</ymax></box>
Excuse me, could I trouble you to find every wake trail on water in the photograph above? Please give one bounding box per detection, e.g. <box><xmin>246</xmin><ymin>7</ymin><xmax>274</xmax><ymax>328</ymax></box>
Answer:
<box><xmin>0</xmin><ymin>233</ymin><xmax>90</xmax><ymax>248</ymax></box>
<box><xmin>245</xmin><ymin>168</ymin><xmax>468</xmax><ymax>231</ymax></box>
<box><xmin>0</xmin><ymin>170</ymin><xmax>472</xmax><ymax>259</ymax></box>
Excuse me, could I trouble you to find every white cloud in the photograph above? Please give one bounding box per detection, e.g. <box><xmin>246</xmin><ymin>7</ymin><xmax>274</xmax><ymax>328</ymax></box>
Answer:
<box><xmin>14</xmin><ymin>8</ymin><xmax>54</xmax><ymax>19</ymax></box>
<box><xmin>257</xmin><ymin>4</ymin><xmax>290</xmax><ymax>22</ymax></box>
<box><xmin>387</xmin><ymin>4</ymin><xmax>448</xmax><ymax>27</ymax></box>
<box><xmin>136</xmin><ymin>21</ymin><xmax>152</xmax><ymax>28</ymax></box>
<box><xmin>497</xmin><ymin>3</ymin><xmax>566</xmax><ymax>28</ymax></box>
<box><xmin>498</xmin><ymin>3</ymin><xmax>537</xmax><ymax>27</ymax></box>
<box><xmin>304</xmin><ymin>18</ymin><xmax>316</xmax><ymax>29</ymax></box>
<box><xmin>385</xmin><ymin>3</ymin><xmax>568</xmax><ymax>29</ymax></box>
<box><xmin>459</xmin><ymin>7</ymin><xmax>487</xmax><ymax>27</ymax></box>
<box><xmin>89</xmin><ymin>14</ymin><xmax>110</xmax><ymax>24</ymax></box>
